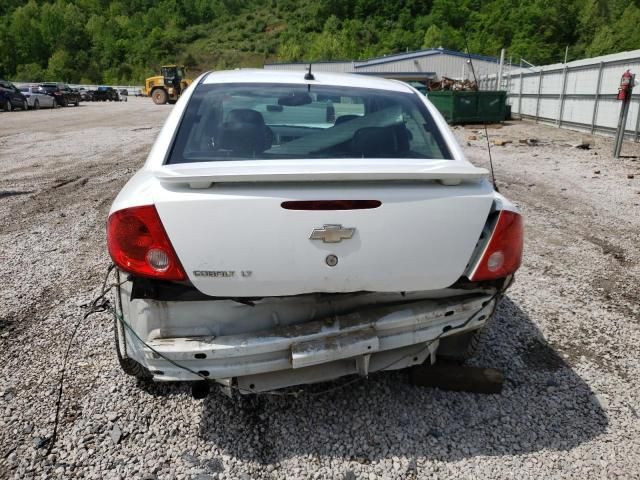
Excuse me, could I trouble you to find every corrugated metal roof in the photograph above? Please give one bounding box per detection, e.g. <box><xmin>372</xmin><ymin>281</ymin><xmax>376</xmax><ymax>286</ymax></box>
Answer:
<box><xmin>264</xmin><ymin>60</ymin><xmax>359</xmax><ymax>67</ymax></box>
<box><xmin>263</xmin><ymin>48</ymin><xmax>499</xmax><ymax>69</ymax></box>
<box><xmin>355</xmin><ymin>71</ymin><xmax>436</xmax><ymax>78</ymax></box>
<box><xmin>354</xmin><ymin>48</ymin><xmax>499</xmax><ymax>68</ymax></box>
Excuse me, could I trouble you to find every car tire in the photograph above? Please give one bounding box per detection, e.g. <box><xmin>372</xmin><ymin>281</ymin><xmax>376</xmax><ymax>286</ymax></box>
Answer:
<box><xmin>4</xmin><ymin>101</ymin><xmax>11</xmax><ymax>112</ymax></box>
<box><xmin>22</xmin><ymin>100</ymin><xmax>28</xmax><ymax>111</ymax></box>
<box><xmin>436</xmin><ymin>327</ymin><xmax>486</xmax><ymax>362</ymax></box>
<box><xmin>114</xmin><ymin>313</ymin><xmax>153</xmax><ymax>380</ymax></box>
<box><xmin>33</xmin><ymin>100</ymin><xmax>39</xmax><ymax>110</ymax></box>
<box><xmin>62</xmin><ymin>98</ymin><xmax>68</xmax><ymax>107</ymax></box>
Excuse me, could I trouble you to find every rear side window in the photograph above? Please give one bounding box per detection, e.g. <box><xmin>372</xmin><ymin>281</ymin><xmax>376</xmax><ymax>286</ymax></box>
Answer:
<box><xmin>167</xmin><ymin>83</ymin><xmax>452</xmax><ymax>164</ymax></box>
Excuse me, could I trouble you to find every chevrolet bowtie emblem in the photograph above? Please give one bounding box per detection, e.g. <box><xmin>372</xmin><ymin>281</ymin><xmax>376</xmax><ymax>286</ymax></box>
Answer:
<box><xmin>309</xmin><ymin>224</ymin><xmax>356</xmax><ymax>243</ymax></box>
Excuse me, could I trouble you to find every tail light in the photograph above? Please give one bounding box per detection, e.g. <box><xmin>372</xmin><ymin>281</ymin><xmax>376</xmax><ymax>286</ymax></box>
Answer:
<box><xmin>107</xmin><ymin>205</ymin><xmax>186</xmax><ymax>280</ymax></box>
<box><xmin>469</xmin><ymin>210</ymin><xmax>523</xmax><ymax>281</ymax></box>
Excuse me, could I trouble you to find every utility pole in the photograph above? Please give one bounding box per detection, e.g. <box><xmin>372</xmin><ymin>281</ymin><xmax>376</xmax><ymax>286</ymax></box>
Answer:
<box><xmin>497</xmin><ymin>48</ymin><xmax>505</xmax><ymax>90</ymax></box>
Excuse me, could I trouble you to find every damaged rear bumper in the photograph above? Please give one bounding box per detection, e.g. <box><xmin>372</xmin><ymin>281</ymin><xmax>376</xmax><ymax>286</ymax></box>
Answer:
<box><xmin>116</xmin><ymin>281</ymin><xmax>497</xmax><ymax>392</ymax></box>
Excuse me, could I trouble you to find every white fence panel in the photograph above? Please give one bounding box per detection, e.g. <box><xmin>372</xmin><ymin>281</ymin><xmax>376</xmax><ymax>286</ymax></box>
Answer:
<box><xmin>595</xmin><ymin>99</ymin><xmax>620</xmax><ymax>127</ymax></box>
<box><xmin>538</xmin><ymin>98</ymin><xmax>558</xmax><ymax>119</ymax></box>
<box><xmin>562</xmin><ymin>97</ymin><xmax>592</xmax><ymax>124</ymax></box>
<box><xmin>542</xmin><ymin>72</ymin><xmax>564</xmax><ymax>95</ymax></box>
<box><xmin>565</xmin><ymin>69</ymin><xmax>599</xmax><ymax>95</ymax></box>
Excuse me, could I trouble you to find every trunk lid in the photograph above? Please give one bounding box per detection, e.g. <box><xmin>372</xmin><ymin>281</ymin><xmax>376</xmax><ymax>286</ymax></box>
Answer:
<box><xmin>153</xmin><ymin>161</ymin><xmax>494</xmax><ymax>297</ymax></box>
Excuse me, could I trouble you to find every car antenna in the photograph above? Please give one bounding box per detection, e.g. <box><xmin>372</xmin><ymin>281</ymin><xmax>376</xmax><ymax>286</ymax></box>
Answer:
<box><xmin>304</xmin><ymin>63</ymin><xmax>315</xmax><ymax>81</ymax></box>
<box><xmin>463</xmin><ymin>35</ymin><xmax>499</xmax><ymax>192</ymax></box>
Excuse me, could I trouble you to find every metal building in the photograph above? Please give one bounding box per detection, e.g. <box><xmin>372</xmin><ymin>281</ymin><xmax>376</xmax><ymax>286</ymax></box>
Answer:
<box><xmin>264</xmin><ymin>48</ymin><xmax>501</xmax><ymax>84</ymax></box>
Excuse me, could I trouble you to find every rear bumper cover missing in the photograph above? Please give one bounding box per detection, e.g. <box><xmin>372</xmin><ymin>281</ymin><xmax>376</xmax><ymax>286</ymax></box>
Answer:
<box><xmin>123</xmin><ymin>292</ymin><xmax>496</xmax><ymax>392</ymax></box>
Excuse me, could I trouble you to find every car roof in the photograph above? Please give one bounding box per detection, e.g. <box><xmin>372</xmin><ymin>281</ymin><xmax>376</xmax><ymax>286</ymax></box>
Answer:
<box><xmin>201</xmin><ymin>69</ymin><xmax>414</xmax><ymax>93</ymax></box>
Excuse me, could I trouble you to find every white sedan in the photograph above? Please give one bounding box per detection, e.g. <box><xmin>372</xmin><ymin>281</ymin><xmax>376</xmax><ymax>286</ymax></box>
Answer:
<box><xmin>19</xmin><ymin>85</ymin><xmax>57</xmax><ymax>109</ymax></box>
<box><xmin>107</xmin><ymin>69</ymin><xmax>523</xmax><ymax>395</ymax></box>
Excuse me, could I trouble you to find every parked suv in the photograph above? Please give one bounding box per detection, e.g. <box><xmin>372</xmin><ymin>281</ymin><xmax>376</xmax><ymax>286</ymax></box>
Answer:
<box><xmin>39</xmin><ymin>82</ymin><xmax>80</xmax><ymax>107</ymax></box>
<box><xmin>0</xmin><ymin>80</ymin><xmax>28</xmax><ymax>111</ymax></box>
<box><xmin>93</xmin><ymin>86</ymin><xmax>118</xmax><ymax>102</ymax></box>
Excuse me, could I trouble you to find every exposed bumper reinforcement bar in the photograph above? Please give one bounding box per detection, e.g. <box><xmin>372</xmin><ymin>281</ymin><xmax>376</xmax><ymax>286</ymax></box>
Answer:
<box><xmin>140</xmin><ymin>293</ymin><xmax>496</xmax><ymax>390</ymax></box>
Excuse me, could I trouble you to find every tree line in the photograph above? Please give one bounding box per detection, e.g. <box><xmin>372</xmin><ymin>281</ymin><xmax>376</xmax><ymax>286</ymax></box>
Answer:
<box><xmin>1</xmin><ymin>0</ymin><xmax>639</xmax><ymax>84</ymax></box>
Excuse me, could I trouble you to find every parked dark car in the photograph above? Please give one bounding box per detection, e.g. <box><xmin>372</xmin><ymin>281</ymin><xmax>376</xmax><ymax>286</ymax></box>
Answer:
<box><xmin>0</xmin><ymin>79</ymin><xmax>29</xmax><ymax>111</ymax></box>
<box><xmin>78</xmin><ymin>88</ymin><xmax>94</xmax><ymax>101</ymax></box>
<box><xmin>39</xmin><ymin>83</ymin><xmax>80</xmax><ymax>107</ymax></box>
<box><xmin>93</xmin><ymin>86</ymin><xmax>118</xmax><ymax>102</ymax></box>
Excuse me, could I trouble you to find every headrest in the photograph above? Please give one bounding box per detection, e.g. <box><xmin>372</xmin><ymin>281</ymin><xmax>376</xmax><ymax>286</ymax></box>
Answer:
<box><xmin>351</xmin><ymin>125</ymin><xmax>410</xmax><ymax>157</ymax></box>
<box><xmin>216</xmin><ymin>109</ymin><xmax>271</xmax><ymax>154</ymax></box>
<box><xmin>225</xmin><ymin>108</ymin><xmax>266</xmax><ymax>125</ymax></box>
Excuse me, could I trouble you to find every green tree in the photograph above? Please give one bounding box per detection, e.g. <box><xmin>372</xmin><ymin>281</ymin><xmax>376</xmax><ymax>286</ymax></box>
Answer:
<box><xmin>1</xmin><ymin>0</ymin><xmax>640</xmax><ymax>83</ymax></box>
<box><xmin>46</xmin><ymin>49</ymin><xmax>74</xmax><ymax>81</ymax></box>
<box><xmin>14</xmin><ymin>62</ymin><xmax>45</xmax><ymax>81</ymax></box>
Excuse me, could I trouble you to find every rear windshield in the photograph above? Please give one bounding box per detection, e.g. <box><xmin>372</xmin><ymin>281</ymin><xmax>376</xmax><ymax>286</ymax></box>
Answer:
<box><xmin>167</xmin><ymin>83</ymin><xmax>452</xmax><ymax>164</ymax></box>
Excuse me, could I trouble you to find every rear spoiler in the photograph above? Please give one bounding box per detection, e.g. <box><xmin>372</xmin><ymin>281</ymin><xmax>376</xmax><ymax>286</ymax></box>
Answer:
<box><xmin>153</xmin><ymin>160</ymin><xmax>488</xmax><ymax>188</ymax></box>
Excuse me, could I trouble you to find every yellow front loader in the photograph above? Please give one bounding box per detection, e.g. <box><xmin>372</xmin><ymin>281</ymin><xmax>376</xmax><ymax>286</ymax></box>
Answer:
<box><xmin>144</xmin><ymin>65</ymin><xmax>193</xmax><ymax>105</ymax></box>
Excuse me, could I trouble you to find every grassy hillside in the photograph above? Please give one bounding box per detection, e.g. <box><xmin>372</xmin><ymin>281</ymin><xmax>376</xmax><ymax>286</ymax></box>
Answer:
<box><xmin>1</xmin><ymin>0</ymin><xmax>640</xmax><ymax>84</ymax></box>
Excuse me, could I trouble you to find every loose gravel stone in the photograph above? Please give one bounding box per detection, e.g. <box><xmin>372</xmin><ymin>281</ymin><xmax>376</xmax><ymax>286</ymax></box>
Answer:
<box><xmin>109</xmin><ymin>425</ymin><xmax>122</xmax><ymax>445</ymax></box>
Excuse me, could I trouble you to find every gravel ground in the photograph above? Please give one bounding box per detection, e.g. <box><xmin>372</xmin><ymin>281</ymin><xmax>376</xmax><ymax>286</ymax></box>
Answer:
<box><xmin>1</xmin><ymin>99</ymin><xmax>639</xmax><ymax>479</ymax></box>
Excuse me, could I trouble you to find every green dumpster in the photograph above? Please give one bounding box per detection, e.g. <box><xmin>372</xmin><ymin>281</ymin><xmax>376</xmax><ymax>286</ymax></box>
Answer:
<box><xmin>427</xmin><ymin>90</ymin><xmax>507</xmax><ymax>124</ymax></box>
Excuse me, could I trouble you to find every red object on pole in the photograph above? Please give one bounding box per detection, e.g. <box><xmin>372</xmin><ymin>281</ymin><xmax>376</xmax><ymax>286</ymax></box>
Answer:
<box><xmin>618</xmin><ymin>69</ymin><xmax>633</xmax><ymax>101</ymax></box>
<box><xmin>614</xmin><ymin>70</ymin><xmax>635</xmax><ymax>157</ymax></box>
